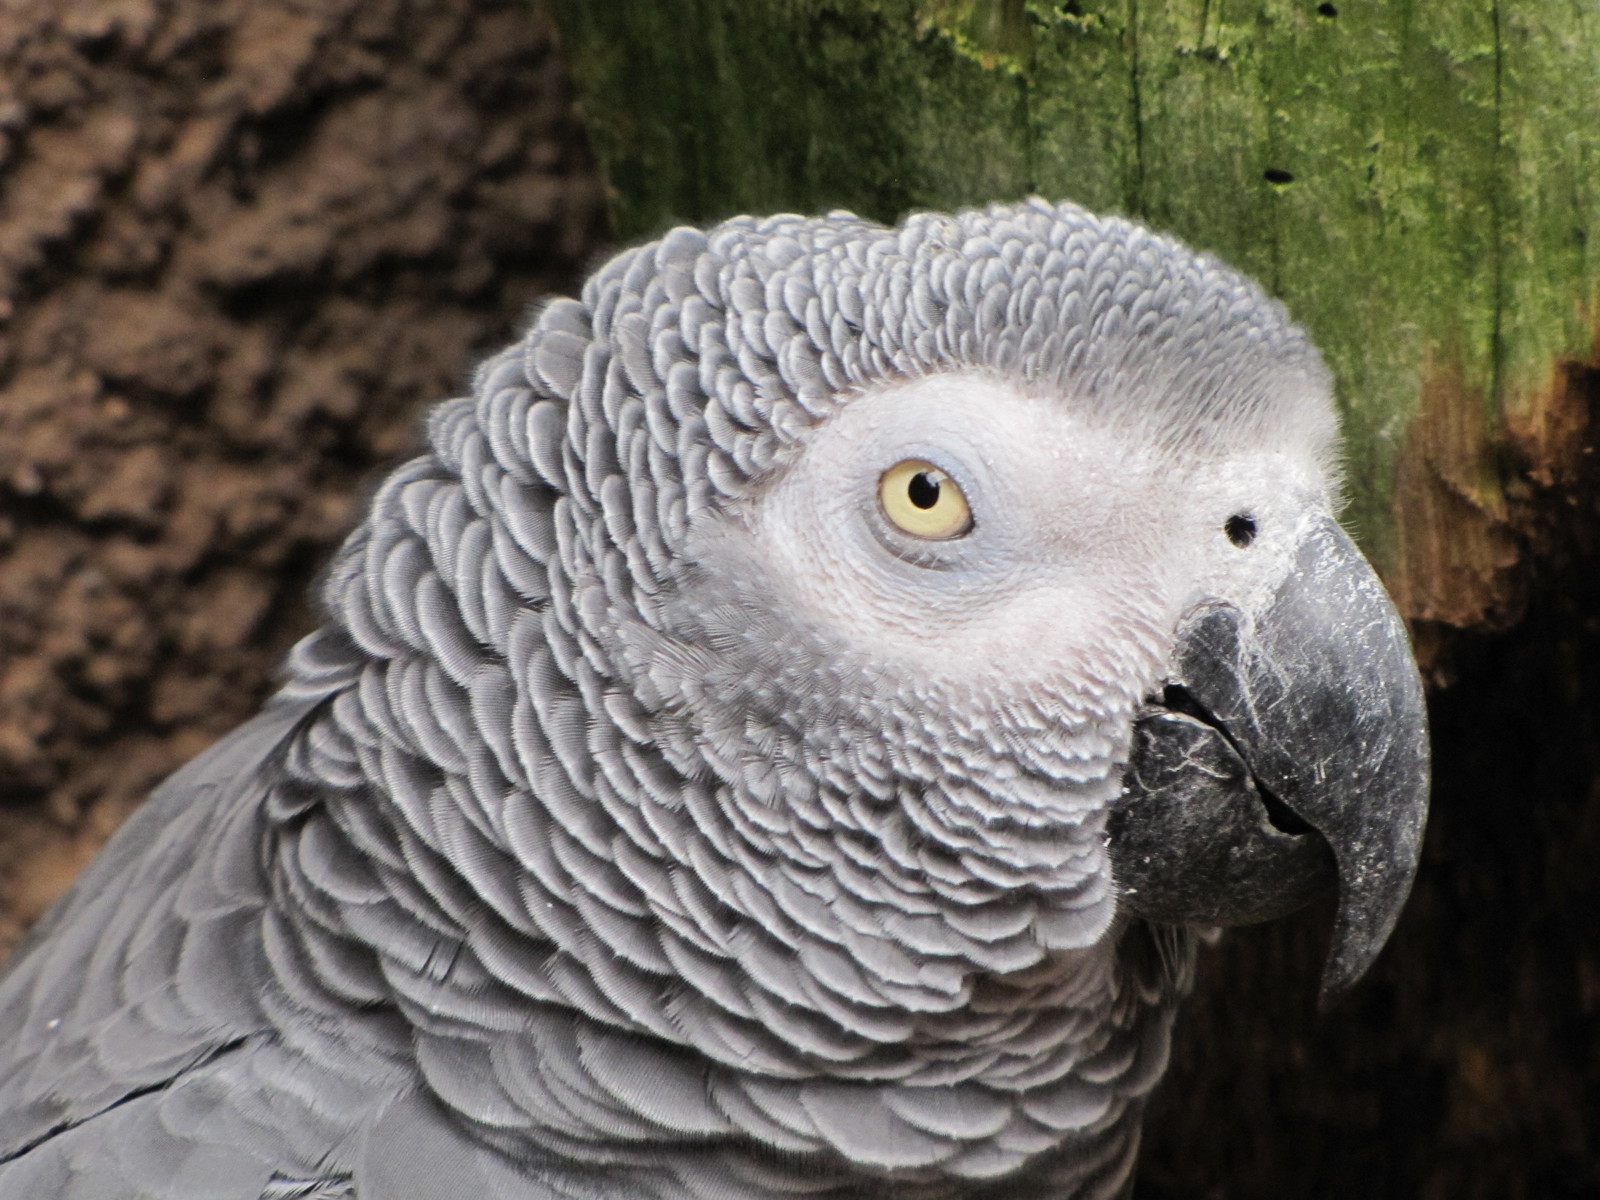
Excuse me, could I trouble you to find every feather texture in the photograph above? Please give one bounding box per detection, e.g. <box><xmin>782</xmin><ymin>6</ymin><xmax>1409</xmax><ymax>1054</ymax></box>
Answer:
<box><xmin>0</xmin><ymin>198</ymin><xmax>1347</xmax><ymax>1198</ymax></box>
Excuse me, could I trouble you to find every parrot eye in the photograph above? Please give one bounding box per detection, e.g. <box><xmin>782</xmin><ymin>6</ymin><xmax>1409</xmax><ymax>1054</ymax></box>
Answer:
<box><xmin>1225</xmin><ymin>514</ymin><xmax>1258</xmax><ymax>547</ymax></box>
<box><xmin>879</xmin><ymin>459</ymin><xmax>973</xmax><ymax>540</ymax></box>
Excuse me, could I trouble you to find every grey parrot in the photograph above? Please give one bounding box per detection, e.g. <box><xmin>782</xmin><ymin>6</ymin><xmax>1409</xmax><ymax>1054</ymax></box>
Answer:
<box><xmin>0</xmin><ymin>199</ymin><xmax>1428</xmax><ymax>1199</ymax></box>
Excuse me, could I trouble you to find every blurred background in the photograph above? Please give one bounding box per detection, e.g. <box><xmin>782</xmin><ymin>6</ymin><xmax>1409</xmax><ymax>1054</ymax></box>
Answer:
<box><xmin>0</xmin><ymin>2</ymin><xmax>1595</xmax><ymax>1196</ymax></box>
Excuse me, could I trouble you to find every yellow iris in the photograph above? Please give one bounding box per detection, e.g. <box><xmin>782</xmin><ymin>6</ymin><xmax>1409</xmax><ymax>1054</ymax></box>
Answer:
<box><xmin>878</xmin><ymin>459</ymin><xmax>973</xmax><ymax>540</ymax></box>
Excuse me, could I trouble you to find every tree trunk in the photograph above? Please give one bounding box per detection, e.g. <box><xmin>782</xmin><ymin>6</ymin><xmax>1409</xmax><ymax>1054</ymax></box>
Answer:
<box><xmin>0</xmin><ymin>0</ymin><xmax>605</xmax><ymax>950</ymax></box>
<box><xmin>549</xmin><ymin>0</ymin><xmax>1600</xmax><ymax>610</ymax></box>
<box><xmin>547</xmin><ymin>2</ymin><xmax>1600</xmax><ymax>1196</ymax></box>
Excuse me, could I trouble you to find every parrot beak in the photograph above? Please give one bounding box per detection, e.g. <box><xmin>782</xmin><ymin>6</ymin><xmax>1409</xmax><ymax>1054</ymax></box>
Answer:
<box><xmin>1109</xmin><ymin>516</ymin><xmax>1429</xmax><ymax>1007</ymax></box>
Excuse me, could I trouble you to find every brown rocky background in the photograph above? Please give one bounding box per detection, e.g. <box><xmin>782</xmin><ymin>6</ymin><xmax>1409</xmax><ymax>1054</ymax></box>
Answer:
<box><xmin>1</xmin><ymin>2</ymin><xmax>1597</xmax><ymax>1197</ymax></box>
<box><xmin>0</xmin><ymin>0</ymin><xmax>604</xmax><ymax>952</ymax></box>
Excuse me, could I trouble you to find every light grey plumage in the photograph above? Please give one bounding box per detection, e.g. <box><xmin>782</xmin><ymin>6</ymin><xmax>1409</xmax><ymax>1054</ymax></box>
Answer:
<box><xmin>0</xmin><ymin>199</ymin><xmax>1427</xmax><ymax>1198</ymax></box>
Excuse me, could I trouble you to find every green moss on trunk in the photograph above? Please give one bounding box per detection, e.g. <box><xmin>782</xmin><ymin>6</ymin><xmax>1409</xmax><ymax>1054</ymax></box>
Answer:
<box><xmin>549</xmin><ymin>0</ymin><xmax>1600</xmax><ymax>600</ymax></box>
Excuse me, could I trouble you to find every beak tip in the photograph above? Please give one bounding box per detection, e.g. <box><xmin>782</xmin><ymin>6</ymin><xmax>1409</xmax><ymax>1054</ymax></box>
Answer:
<box><xmin>1313</xmin><ymin>833</ymin><xmax>1424</xmax><ymax>1010</ymax></box>
<box><xmin>1315</xmin><ymin>950</ymin><xmax>1372</xmax><ymax>1012</ymax></box>
<box><xmin>1316</xmin><ymin>945</ymin><xmax>1381</xmax><ymax>1012</ymax></box>
<box><xmin>1315</xmin><ymin>978</ymin><xmax>1351</xmax><ymax>1014</ymax></box>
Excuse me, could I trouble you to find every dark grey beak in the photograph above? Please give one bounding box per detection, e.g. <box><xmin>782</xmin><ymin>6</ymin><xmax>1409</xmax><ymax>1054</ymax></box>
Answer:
<box><xmin>1109</xmin><ymin>517</ymin><xmax>1429</xmax><ymax>1006</ymax></box>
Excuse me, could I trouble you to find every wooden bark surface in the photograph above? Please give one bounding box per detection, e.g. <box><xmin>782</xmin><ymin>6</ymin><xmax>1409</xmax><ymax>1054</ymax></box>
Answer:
<box><xmin>548</xmin><ymin>2</ymin><xmax>1600</xmax><ymax>1196</ymax></box>
<box><xmin>552</xmin><ymin>0</ymin><xmax>1600</xmax><ymax>621</ymax></box>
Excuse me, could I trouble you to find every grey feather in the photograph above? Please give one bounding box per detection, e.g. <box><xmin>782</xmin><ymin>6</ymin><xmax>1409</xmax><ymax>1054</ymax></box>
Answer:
<box><xmin>0</xmin><ymin>198</ymin><xmax>1361</xmax><ymax>1198</ymax></box>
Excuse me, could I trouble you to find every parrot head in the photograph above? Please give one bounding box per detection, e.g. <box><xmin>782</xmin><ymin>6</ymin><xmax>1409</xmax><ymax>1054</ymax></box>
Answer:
<box><xmin>571</xmin><ymin>201</ymin><xmax>1427</xmax><ymax>1006</ymax></box>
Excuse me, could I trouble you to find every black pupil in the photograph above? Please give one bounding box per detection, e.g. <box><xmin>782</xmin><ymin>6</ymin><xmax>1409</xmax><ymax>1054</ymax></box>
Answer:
<box><xmin>908</xmin><ymin>471</ymin><xmax>941</xmax><ymax>510</ymax></box>
<box><xmin>1225</xmin><ymin>514</ymin><xmax>1257</xmax><ymax>547</ymax></box>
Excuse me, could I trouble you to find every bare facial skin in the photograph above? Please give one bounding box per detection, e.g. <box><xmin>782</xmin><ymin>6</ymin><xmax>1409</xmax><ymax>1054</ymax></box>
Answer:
<box><xmin>749</xmin><ymin>371</ymin><xmax>1335</xmax><ymax>700</ymax></box>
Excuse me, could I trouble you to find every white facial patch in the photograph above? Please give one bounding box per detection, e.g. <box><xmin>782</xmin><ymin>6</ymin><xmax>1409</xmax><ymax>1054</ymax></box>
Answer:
<box><xmin>739</xmin><ymin>371</ymin><xmax>1336</xmax><ymax>701</ymax></box>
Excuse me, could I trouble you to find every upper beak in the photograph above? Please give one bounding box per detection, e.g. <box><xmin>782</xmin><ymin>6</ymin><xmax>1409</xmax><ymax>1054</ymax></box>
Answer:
<box><xmin>1109</xmin><ymin>516</ymin><xmax>1430</xmax><ymax>1005</ymax></box>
